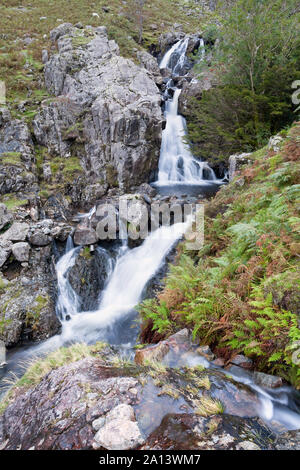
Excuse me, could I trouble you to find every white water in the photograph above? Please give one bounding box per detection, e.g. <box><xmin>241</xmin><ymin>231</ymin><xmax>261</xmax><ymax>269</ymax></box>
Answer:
<box><xmin>157</xmin><ymin>39</ymin><xmax>219</xmax><ymax>185</ymax></box>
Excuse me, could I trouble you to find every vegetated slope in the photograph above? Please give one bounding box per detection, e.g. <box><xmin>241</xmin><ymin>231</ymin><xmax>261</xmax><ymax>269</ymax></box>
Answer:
<box><xmin>0</xmin><ymin>0</ymin><xmax>210</xmax><ymax>113</ymax></box>
<box><xmin>139</xmin><ymin>123</ymin><xmax>300</xmax><ymax>388</ymax></box>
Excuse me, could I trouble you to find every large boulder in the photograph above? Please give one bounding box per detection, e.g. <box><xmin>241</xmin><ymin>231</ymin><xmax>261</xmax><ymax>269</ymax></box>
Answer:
<box><xmin>33</xmin><ymin>24</ymin><xmax>163</xmax><ymax>195</ymax></box>
<box><xmin>0</xmin><ymin>350</ymin><xmax>284</xmax><ymax>450</ymax></box>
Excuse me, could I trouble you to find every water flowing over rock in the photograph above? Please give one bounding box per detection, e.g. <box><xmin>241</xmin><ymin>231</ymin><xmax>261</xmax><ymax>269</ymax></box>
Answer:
<box><xmin>33</xmin><ymin>24</ymin><xmax>163</xmax><ymax>196</ymax></box>
<box><xmin>1</xmin><ymin>348</ymin><xmax>295</xmax><ymax>450</ymax></box>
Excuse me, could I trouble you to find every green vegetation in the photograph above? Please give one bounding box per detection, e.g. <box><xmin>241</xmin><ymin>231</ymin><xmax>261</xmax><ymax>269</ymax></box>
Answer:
<box><xmin>195</xmin><ymin>396</ymin><xmax>224</xmax><ymax>417</ymax></box>
<box><xmin>138</xmin><ymin>123</ymin><xmax>300</xmax><ymax>388</ymax></box>
<box><xmin>25</xmin><ymin>295</ymin><xmax>49</xmax><ymax>329</ymax></box>
<box><xmin>0</xmin><ymin>152</ymin><xmax>22</xmax><ymax>166</ymax></box>
<box><xmin>186</xmin><ymin>0</ymin><xmax>300</xmax><ymax>164</ymax></box>
<box><xmin>0</xmin><ymin>194</ymin><xmax>28</xmax><ymax>211</ymax></box>
<box><xmin>49</xmin><ymin>156</ymin><xmax>83</xmax><ymax>180</ymax></box>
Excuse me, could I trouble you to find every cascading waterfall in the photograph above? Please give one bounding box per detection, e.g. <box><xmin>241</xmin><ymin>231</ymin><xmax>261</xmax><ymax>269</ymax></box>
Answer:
<box><xmin>157</xmin><ymin>38</ymin><xmax>218</xmax><ymax>185</ymax></box>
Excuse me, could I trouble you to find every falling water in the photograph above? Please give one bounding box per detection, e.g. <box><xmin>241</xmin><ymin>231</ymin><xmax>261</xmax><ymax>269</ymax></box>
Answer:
<box><xmin>157</xmin><ymin>38</ymin><xmax>219</xmax><ymax>185</ymax></box>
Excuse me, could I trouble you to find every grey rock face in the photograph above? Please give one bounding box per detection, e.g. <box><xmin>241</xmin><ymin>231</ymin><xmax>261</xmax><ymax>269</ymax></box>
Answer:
<box><xmin>27</xmin><ymin>230</ymin><xmax>53</xmax><ymax>247</ymax></box>
<box><xmin>1</xmin><ymin>222</ymin><xmax>29</xmax><ymax>242</ymax></box>
<box><xmin>33</xmin><ymin>24</ymin><xmax>163</xmax><ymax>194</ymax></box>
<box><xmin>73</xmin><ymin>226</ymin><xmax>97</xmax><ymax>246</ymax></box>
<box><xmin>0</xmin><ymin>244</ymin><xmax>60</xmax><ymax>347</ymax></box>
<box><xmin>12</xmin><ymin>242</ymin><xmax>30</xmax><ymax>262</ymax></box>
<box><xmin>0</xmin><ymin>204</ymin><xmax>13</xmax><ymax>231</ymax></box>
<box><xmin>228</xmin><ymin>153</ymin><xmax>252</xmax><ymax>182</ymax></box>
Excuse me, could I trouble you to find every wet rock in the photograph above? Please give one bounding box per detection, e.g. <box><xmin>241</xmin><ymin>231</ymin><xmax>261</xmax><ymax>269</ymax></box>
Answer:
<box><xmin>135</xmin><ymin>342</ymin><xmax>170</xmax><ymax>365</ymax></box>
<box><xmin>68</xmin><ymin>248</ymin><xmax>112</xmax><ymax>311</ymax></box>
<box><xmin>212</xmin><ymin>358</ymin><xmax>225</xmax><ymax>367</ymax></box>
<box><xmin>141</xmin><ymin>414</ymin><xmax>275</xmax><ymax>450</ymax></box>
<box><xmin>0</xmin><ymin>204</ymin><xmax>13</xmax><ymax>231</ymax></box>
<box><xmin>253</xmin><ymin>372</ymin><xmax>283</xmax><ymax>389</ymax></box>
<box><xmin>1</xmin><ymin>222</ymin><xmax>29</xmax><ymax>242</ymax></box>
<box><xmin>178</xmin><ymin>70</ymin><xmax>218</xmax><ymax>116</ymax></box>
<box><xmin>73</xmin><ymin>226</ymin><xmax>97</xmax><ymax>246</ymax></box>
<box><xmin>230</xmin><ymin>355</ymin><xmax>253</xmax><ymax>370</ymax></box>
<box><xmin>274</xmin><ymin>429</ymin><xmax>300</xmax><ymax>450</ymax></box>
<box><xmin>196</xmin><ymin>345</ymin><xmax>215</xmax><ymax>361</ymax></box>
<box><xmin>12</xmin><ymin>242</ymin><xmax>30</xmax><ymax>262</ymax></box>
<box><xmin>93</xmin><ymin>404</ymin><xmax>145</xmax><ymax>450</ymax></box>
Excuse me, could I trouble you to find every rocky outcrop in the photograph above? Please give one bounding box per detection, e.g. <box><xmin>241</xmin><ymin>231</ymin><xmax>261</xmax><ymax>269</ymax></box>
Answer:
<box><xmin>33</xmin><ymin>24</ymin><xmax>163</xmax><ymax>197</ymax></box>
<box><xmin>178</xmin><ymin>69</ymin><xmax>218</xmax><ymax>116</ymax></box>
<box><xmin>68</xmin><ymin>248</ymin><xmax>113</xmax><ymax>311</ymax></box>
<box><xmin>0</xmin><ymin>344</ymin><xmax>288</xmax><ymax>450</ymax></box>
<box><xmin>0</xmin><ymin>108</ymin><xmax>38</xmax><ymax>195</ymax></box>
<box><xmin>228</xmin><ymin>153</ymin><xmax>252</xmax><ymax>182</ymax></box>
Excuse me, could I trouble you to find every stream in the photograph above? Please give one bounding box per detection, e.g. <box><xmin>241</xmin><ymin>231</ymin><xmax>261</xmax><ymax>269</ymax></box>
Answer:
<box><xmin>1</xmin><ymin>37</ymin><xmax>300</xmax><ymax>435</ymax></box>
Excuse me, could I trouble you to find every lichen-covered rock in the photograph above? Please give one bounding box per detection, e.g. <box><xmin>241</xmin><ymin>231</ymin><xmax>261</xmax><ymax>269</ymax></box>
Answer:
<box><xmin>0</xmin><ymin>244</ymin><xmax>60</xmax><ymax>347</ymax></box>
<box><xmin>0</xmin><ymin>352</ymin><xmax>282</xmax><ymax>451</ymax></box>
<box><xmin>11</xmin><ymin>242</ymin><xmax>30</xmax><ymax>262</ymax></box>
<box><xmin>33</xmin><ymin>24</ymin><xmax>162</xmax><ymax>195</ymax></box>
<box><xmin>228</xmin><ymin>153</ymin><xmax>252</xmax><ymax>181</ymax></box>
<box><xmin>0</xmin><ymin>204</ymin><xmax>13</xmax><ymax>231</ymax></box>
<box><xmin>93</xmin><ymin>404</ymin><xmax>145</xmax><ymax>450</ymax></box>
<box><xmin>1</xmin><ymin>222</ymin><xmax>29</xmax><ymax>242</ymax></box>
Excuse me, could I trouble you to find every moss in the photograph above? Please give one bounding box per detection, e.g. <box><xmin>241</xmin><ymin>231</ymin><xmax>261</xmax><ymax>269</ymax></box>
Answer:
<box><xmin>80</xmin><ymin>246</ymin><xmax>91</xmax><ymax>260</ymax></box>
<box><xmin>0</xmin><ymin>152</ymin><xmax>22</xmax><ymax>166</ymax></box>
<box><xmin>25</xmin><ymin>294</ymin><xmax>50</xmax><ymax>329</ymax></box>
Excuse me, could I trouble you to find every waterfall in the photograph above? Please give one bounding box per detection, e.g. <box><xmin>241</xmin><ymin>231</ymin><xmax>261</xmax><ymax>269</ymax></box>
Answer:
<box><xmin>58</xmin><ymin>220</ymin><xmax>190</xmax><ymax>345</ymax></box>
<box><xmin>157</xmin><ymin>39</ymin><xmax>218</xmax><ymax>185</ymax></box>
<box><xmin>55</xmin><ymin>236</ymin><xmax>81</xmax><ymax>321</ymax></box>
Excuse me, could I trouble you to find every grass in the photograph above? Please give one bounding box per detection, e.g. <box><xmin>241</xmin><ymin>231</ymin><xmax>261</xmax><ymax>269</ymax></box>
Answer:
<box><xmin>195</xmin><ymin>396</ymin><xmax>224</xmax><ymax>417</ymax></box>
<box><xmin>0</xmin><ymin>342</ymin><xmax>106</xmax><ymax>415</ymax></box>
<box><xmin>0</xmin><ymin>195</ymin><xmax>28</xmax><ymax>210</ymax></box>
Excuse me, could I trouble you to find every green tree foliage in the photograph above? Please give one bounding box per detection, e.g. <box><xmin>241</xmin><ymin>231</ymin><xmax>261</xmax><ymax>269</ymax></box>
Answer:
<box><xmin>186</xmin><ymin>0</ymin><xmax>300</xmax><ymax>163</ymax></box>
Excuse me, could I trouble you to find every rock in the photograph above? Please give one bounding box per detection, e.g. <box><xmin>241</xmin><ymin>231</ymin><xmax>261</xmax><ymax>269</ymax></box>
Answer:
<box><xmin>212</xmin><ymin>358</ymin><xmax>225</xmax><ymax>367</ymax></box>
<box><xmin>0</xmin><ymin>113</ymin><xmax>37</xmax><ymax>194</ymax></box>
<box><xmin>93</xmin><ymin>404</ymin><xmax>144</xmax><ymax>450</ymax></box>
<box><xmin>27</xmin><ymin>231</ymin><xmax>52</xmax><ymax>247</ymax></box>
<box><xmin>0</xmin><ymin>246</ymin><xmax>11</xmax><ymax>267</ymax></box>
<box><xmin>136</xmin><ymin>50</ymin><xmax>163</xmax><ymax>85</ymax></box>
<box><xmin>0</xmin><ymin>245</ymin><xmax>60</xmax><ymax>347</ymax></box>
<box><xmin>0</xmin><ymin>351</ymin><xmax>281</xmax><ymax>450</ymax></box>
<box><xmin>141</xmin><ymin>414</ymin><xmax>275</xmax><ymax>450</ymax></box>
<box><xmin>92</xmin><ymin>417</ymin><xmax>105</xmax><ymax>432</ymax></box>
<box><xmin>0</xmin><ymin>340</ymin><xmax>6</xmax><ymax>366</ymax></box>
<box><xmin>178</xmin><ymin>70</ymin><xmax>218</xmax><ymax>116</ymax></box>
<box><xmin>12</xmin><ymin>242</ymin><xmax>30</xmax><ymax>262</ymax></box>
<box><xmin>274</xmin><ymin>430</ymin><xmax>300</xmax><ymax>450</ymax></box>
<box><xmin>0</xmin><ymin>204</ymin><xmax>13</xmax><ymax>231</ymax></box>
<box><xmin>230</xmin><ymin>355</ymin><xmax>253</xmax><ymax>370</ymax></box>
<box><xmin>33</xmin><ymin>24</ymin><xmax>162</xmax><ymax>195</ymax></box>
<box><xmin>42</xmin><ymin>49</ymin><xmax>49</xmax><ymax>64</ymax></box>
<box><xmin>228</xmin><ymin>153</ymin><xmax>252</xmax><ymax>182</ymax></box>
<box><xmin>1</xmin><ymin>222</ymin><xmax>29</xmax><ymax>242</ymax></box>
<box><xmin>236</xmin><ymin>441</ymin><xmax>261</xmax><ymax>450</ymax></box>
<box><xmin>73</xmin><ymin>226</ymin><xmax>97</xmax><ymax>246</ymax></box>
<box><xmin>135</xmin><ymin>342</ymin><xmax>170</xmax><ymax>365</ymax></box>
<box><xmin>253</xmin><ymin>372</ymin><xmax>283</xmax><ymax>389</ymax></box>
<box><xmin>196</xmin><ymin>345</ymin><xmax>215</xmax><ymax>361</ymax></box>
<box><xmin>268</xmin><ymin>135</ymin><xmax>283</xmax><ymax>153</ymax></box>
<box><xmin>68</xmin><ymin>248</ymin><xmax>112</xmax><ymax>310</ymax></box>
